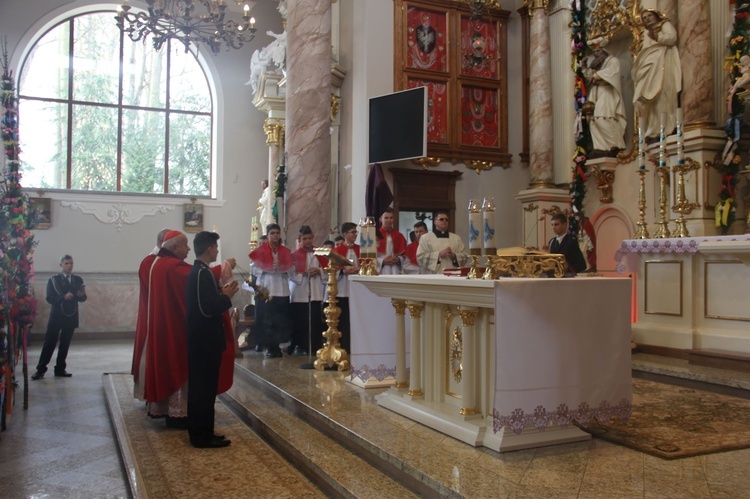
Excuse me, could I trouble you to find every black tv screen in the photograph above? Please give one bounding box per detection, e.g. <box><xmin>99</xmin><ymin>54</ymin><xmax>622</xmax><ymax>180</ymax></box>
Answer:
<box><xmin>368</xmin><ymin>87</ymin><xmax>427</xmax><ymax>164</ymax></box>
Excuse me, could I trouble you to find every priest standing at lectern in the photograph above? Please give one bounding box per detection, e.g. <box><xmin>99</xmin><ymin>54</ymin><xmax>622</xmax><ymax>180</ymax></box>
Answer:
<box><xmin>417</xmin><ymin>210</ymin><xmax>468</xmax><ymax>274</ymax></box>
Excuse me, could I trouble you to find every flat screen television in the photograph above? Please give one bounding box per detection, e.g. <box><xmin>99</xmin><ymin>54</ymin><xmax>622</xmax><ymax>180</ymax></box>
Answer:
<box><xmin>368</xmin><ymin>86</ymin><xmax>427</xmax><ymax>164</ymax></box>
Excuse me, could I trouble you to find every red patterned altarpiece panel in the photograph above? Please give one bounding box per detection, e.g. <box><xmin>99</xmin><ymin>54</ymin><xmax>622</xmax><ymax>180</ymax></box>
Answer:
<box><xmin>406</xmin><ymin>7</ymin><xmax>447</xmax><ymax>72</ymax></box>
<box><xmin>407</xmin><ymin>79</ymin><xmax>448</xmax><ymax>144</ymax></box>
<box><xmin>460</xmin><ymin>16</ymin><xmax>498</xmax><ymax>79</ymax></box>
<box><xmin>461</xmin><ymin>86</ymin><xmax>498</xmax><ymax>147</ymax></box>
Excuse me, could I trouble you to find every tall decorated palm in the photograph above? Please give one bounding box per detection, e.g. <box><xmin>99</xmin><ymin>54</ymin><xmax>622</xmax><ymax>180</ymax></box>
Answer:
<box><xmin>1</xmin><ymin>38</ymin><xmax>37</xmax><ymax>430</ymax></box>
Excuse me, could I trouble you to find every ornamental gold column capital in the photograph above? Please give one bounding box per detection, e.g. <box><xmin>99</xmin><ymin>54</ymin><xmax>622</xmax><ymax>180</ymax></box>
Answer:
<box><xmin>391</xmin><ymin>299</ymin><xmax>407</xmax><ymax>315</ymax></box>
<box><xmin>524</xmin><ymin>0</ymin><xmax>549</xmax><ymax>15</ymax></box>
<box><xmin>458</xmin><ymin>307</ymin><xmax>478</xmax><ymax>326</ymax></box>
<box><xmin>263</xmin><ymin>118</ymin><xmax>286</xmax><ymax>146</ymax></box>
<box><xmin>406</xmin><ymin>302</ymin><xmax>425</xmax><ymax>319</ymax></box>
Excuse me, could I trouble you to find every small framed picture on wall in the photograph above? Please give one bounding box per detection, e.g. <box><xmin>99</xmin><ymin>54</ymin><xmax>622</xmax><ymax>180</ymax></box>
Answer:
<box><xmin>183</xmin><ymin>203</ymin><xmax>204</xmax><ymax>233</ymax></box>
<box><xmin>29</xmin><ymin>197</ymin><xmax>51</xmax><ymax>229</ymax></box>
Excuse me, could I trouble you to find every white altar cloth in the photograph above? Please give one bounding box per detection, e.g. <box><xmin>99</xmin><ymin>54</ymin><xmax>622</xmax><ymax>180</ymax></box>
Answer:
<box><xmin>491</xmin><ymin>278</ymin><xmax>633</xmax><ymax>434</ymax></box>
<box><xmin>614</xmin><ymin>235</ymin><xmax>750</xmax><ymax>273</ymax></box>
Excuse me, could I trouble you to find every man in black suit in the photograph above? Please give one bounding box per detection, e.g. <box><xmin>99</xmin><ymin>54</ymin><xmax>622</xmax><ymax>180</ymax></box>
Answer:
<box><xmin>32</xmin><ymin>255</ymin><xmax>87</xmax><ymax>380</ymax></box>
<box><xmin>185</xmin><ymin>231</ymin><xmax>239</xmax><ymax>449</ymax></box>
<box><xmin>548</xmin><ymin>214</ymin><xmax>587</xmax><ymax>275</ymax></box>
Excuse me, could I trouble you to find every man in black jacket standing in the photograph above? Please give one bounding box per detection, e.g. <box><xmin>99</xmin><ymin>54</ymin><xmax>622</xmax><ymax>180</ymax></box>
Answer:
<box><xmin>185</xmin><ymin>231</ymin><xmax>239</xmax><ymax>448</ymax></box>
<box><xmin>32</xmin><ymin>255</ymin><xmax>87</xmax><ymax>380</ymax></box>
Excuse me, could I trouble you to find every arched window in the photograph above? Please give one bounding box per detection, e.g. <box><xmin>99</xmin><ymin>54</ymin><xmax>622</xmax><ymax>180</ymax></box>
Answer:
<box><xmin>18</xmin><ymin>10</ymin><xmax>213</xmax><ymax>196</ymax></box>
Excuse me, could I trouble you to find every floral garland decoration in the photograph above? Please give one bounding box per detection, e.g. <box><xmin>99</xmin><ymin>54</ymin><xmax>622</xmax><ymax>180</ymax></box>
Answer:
<box><xmin>1</xmin><ymin>37</ymin><xmax>37</xmax><ymax>424</ymax></box>
<box><xmin>569</xmin><ymin>0</ymin><xmax>589</xmax><ymax>236</ymax></box>
<box><xmin>720</xmin><ymin>3</ymin><xmax>750</xmax><ymax>234</ymax></box>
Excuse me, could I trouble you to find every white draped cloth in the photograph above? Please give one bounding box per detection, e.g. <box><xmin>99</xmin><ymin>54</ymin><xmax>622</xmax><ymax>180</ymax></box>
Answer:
<box><xmin>586</xmin><ymin>53</ymin><xmax>626</xmax><ymax>151</ymax></box>
<box><xmin>632</xmin><ymin>20</ymin><xmax>682</xmax><ymax>138</ymax></box>
<box><xmin>416</xmin><ymin>232</ymin><xmax>468</xmax><ymax>274</ymax></box>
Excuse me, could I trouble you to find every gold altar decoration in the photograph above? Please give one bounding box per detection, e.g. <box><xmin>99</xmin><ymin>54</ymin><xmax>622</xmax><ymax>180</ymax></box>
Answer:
<box><xmin>633</xmin><ymin>168</ymin><xmax>650</xmax><ymax>239</ymax></box>
<box><xmin>588</xmin><ymin>165</ymin><xmax>615</xmax><ymax>204</ymax></box>
<box><xmin>412</xmin><ymin>157</ymin><xmax>443</xmax><ymax>170</ymax></box>
<box><xmin>449</xmin><ymin>326</ymin><xmax>463</xmax><ymax>384</ymax></box>
<box><xmin>330</xmin><ymin>93</ymin><xmax>340</xmax><ymax>123</ymax></box>
<box><xmin>313</xmin><ymin>248</ymin><xmax>353</xmax><ymax>371</ymax></box>
<box><xmin>467</xmin><ymin>255</ymin><xmax>481</xmax><ymax>279</ymax></box>
<box><xmin>671</xmin><ymin>158</ymin><xmax>701</xmax><ymax>238</ymax></box>
<box><xmin>483</xmin><ymin>247</ymin><xmax>566</xmax><ymax>279</ymax></box>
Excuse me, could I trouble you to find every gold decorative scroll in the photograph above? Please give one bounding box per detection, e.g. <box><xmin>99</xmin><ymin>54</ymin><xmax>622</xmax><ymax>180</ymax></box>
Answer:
<box><xmin>407</xmin><ymin>303</ymin><xmax>425</xmax><ymax>319</ymax></box>
<box><xmin>263</xmin><ymin>119</ymin><xmax>285</xmax><ymax>146</ymax></box>
<box><xmin>466</xmin><ymin>160</ymin><xmax>496</xmax><ymax>174</ymax></box>
<box><xmin>486</xmin><ymin>247</ymin><xmax>566</xmax><ymax>278</ymax></box>
<box><xmin>412</xmin><ymin>157</ymin><xmax>442</xmax><ymax>169</ymax></box>
<box><xmin>449</xmin><ymin>326</ymin><xmax>463</xmax><ymax>384</ymax></box>
<box><xmin>391</xmin><ymin>299</ymin><xmax>407</xmax><ymax>315</ymax></box>
<box><xmin>330</xmin><ymin>93</ymin><xmax>341</xmax><ymax>123</ymax></box>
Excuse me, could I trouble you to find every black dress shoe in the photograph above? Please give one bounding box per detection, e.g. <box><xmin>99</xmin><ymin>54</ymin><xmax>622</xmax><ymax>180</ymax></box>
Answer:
<box><xmin>254</xmin><ymin>344</ymin><xmax>263</xmax><ymax>352</ymax></box>
<box><xmin>286</xmin><ymin>344</ymin><xmax>295</xmax><ymax>355</ymax></box>
<box><xmin>192</xmin><ymin>437</ymin><xmax>231</xmax><ymax>448</ymax></box>
<box><xmin>54</xmin><ymin>371</ymin><xmax>73</xmax><ymax>377</ymax></box>
<box><xmin>31</xmin><ymin>372</ymin><xmax>44</xmax><ymax>380</ymax></box>
<box><xmin>265</xmin><ymin>348</ymin><xmax>282</xmax><ymax>358</ymax></box>
<box><xmin>213</xmin><ymin>434</ymin><xmax>226</xmax><ymax>440</ymax></box>
<box><xmin>293</xmin><ymin>346</ymin><xmax>308</xmax><ymax>356</ymax></box>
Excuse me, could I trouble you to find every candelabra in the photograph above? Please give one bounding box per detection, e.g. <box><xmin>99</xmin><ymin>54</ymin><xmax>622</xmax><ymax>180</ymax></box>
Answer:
<box><xmin>671</xmin><ymin>158</ymin><xmax>700</xmax><ymax>238</ymax></box>
<box><xmin>633</xmin><ymin>169</ymin><xmax>650</xmax><ymax>239</ymax></box>
<box><xmin>653</xmin><ymin>167</ymin><xmax>671</xmax><ymax>238</ymax></box>
<box><xmin>313</xmin><ymin>248</ymin><xmax>352</xmax><ymax>371</ymax></box>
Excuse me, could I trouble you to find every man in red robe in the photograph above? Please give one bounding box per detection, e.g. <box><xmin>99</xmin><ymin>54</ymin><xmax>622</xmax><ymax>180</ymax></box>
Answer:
<box><xmin>137</xmin><ymin>230</ymin><xmax>236</xmax><ymax>428</ymax></box>
<box><xmin>376</xmin><ymin>207</ymin><xmax>406</xmax><ymax>275</ymax></box>
<box><xmin>402</xmin><ymin>221</ymin><xmax>428</xmax><ymax>275</ymax></box>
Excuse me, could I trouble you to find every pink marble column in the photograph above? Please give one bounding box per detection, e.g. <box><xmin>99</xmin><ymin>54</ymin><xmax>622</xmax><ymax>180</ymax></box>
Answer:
<box><xmin>657</xmin><ymin>0</ymin><xmax>678</xmax><ymax>26</ymax></box>
<box><xmin>678</xmin><ymin>0</ymin><xmax>713</xmax><ymax>126</ymax></box>
<box><xmin>527</xmin><ymin>2</ymin><xmax>554</xmax><ymax>188</ymax></box>
<box><xmin>285</xmin><ymin>0</ymin><xmax>332</xmax><ymax>243</ymax></box>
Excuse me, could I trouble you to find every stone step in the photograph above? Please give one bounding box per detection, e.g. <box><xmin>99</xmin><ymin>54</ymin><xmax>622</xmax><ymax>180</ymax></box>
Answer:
<box><xmin>688</xmin><ymin>349</ymin><xmax>750</xmax><ymax>374</ymax></box>
<box><xmin>221</xmin><ymin>364</ymin><xmax>426</xmax><ymax>499</ymax></box>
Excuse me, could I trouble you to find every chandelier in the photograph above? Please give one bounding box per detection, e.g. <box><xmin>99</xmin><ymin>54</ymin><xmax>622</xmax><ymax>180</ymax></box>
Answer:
<box><xmin>115</xmin><ymin>1</ymin><xmax>257</xmax><ymax>54</ymax></box>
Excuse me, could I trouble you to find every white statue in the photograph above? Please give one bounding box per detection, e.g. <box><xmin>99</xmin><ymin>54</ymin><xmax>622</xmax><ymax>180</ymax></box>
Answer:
<box><xmin>258</xmin><ymin>179</ymin><xmax>274</xmax><ymax>231</ymax></box>
<box><xmin>632</xmin><ymin>9</ymin><xmax>682</xmax><ymax>139</ymax></box>
<box><xmin>247</xmin><ymin>30</ymin><xmax>287</xmax><ymax>93</ymax></box>
<box><xmin>582</xmin><ymin>37</ymin><xmax>626</xmax><ymax>155</ymax></box>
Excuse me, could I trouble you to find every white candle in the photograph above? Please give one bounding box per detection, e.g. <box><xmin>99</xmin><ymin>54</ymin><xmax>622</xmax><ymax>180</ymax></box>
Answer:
<box><xmin>468</xmin><ymin>199</ymin><xmax>482</xmax><ymax>253</ymax></box>
<box><xmin>250</xmin><ymin>216</ymin><xmax>259</xmax><ymax>244</ymax></box>
<box><xmin>676</xmin><ymin>107</ymin><xmax>684</xmax><ymax>164</ymax></box>
<box><xmin>638</xmin><ymin>116</ymin><xmax>646</xmax><ymax>170</ymax></box>
<box><xmin>659</xmin><ymin>113</ymin><xmax>666</xmax><ymax>167</ymax></box>
<box><xmin>482</xmin><ymin>197</ymin><xmax>496</xmax><ymax>252</ymax></box>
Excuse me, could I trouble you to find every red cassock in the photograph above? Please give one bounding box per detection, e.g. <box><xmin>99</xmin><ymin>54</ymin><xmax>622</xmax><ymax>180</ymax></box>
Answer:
<box><xmin>404</xmin><ymin>241</ymin><xmax>419</xmax><ymax>265</ymax></box>
<box><xmin>333</xmin><ymin>243</ymin><xmax>360</xmax><ymax>262</ymax></box>
<box><xmin>249</xmin><ymin>243</ymin><xmax>294</xmax><ymax>272</ymax></box>
<box><xmin>132</xmin><ymin>253</ymin><xmax>156</xmax><ymax>380</ymax></box>
<box><xmin>376</xmin><ymin>227</ymin><xmax>407</xmax><ymax>256</ymax></box>
<box><xmin>140</xmin><ymin>249</ymin><xmax>234</xmax><ymax>403</ymax></box>
<box><xmin>291</xmin><ymin>247</ymin><xmax>329</xmax><ymax>272</ymax></box>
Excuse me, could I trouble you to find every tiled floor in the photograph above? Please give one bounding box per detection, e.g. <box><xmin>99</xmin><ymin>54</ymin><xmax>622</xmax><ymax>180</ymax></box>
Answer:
<box><xmin>6</xmin><ymin>340</ymin><xmax>750</xmax><ymax>498</ymax></box>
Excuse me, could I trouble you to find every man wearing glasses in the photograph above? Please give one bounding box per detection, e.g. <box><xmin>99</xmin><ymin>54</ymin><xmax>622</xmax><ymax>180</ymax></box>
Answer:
<box><xmin>417</xmin><ymin>211</ymin><xmax>468</xmax><ymax>274</ymax></box>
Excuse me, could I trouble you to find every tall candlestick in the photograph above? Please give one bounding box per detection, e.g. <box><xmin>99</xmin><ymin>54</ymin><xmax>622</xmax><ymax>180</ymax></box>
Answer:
<box><xmin>468</xmin><ymin>199</ymin><xmax>482</xmax><ymax>255</ymax></box>
<box><xmin>659</xmin><ymin>113</ymin><xmax>666</xmax><ymax>168</ymax></box>
<box><xmin>638</xmin><ymin>116</ymin><xmax>646</xmax><ymax>170</ymax></box>
<box><xmin>676</xmin><ymin>107</ymin><xmax>684</xmax><ymax>164</ymax></box>
<box><xmin>250</xmin><ymin>216</ymin><xmax>259</xmax><ymax>244</ymax></box>
<box><xmin>481</xmin><ymin>196</ymin><xmax>496</xmax><ymax>253</ymax></box>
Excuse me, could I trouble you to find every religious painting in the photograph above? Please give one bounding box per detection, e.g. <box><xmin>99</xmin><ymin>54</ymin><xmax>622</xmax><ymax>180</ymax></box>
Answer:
<box><xmin>183</xmin><ymin>203</ymin><xmax>204</xmax><ymax>233</ymax></box>
<box><xmin>460</xmin><ymin>16</ymin><xmax>499</xmax><ymax>79</ymax></box>
<box><xmin>406</xmin><ymin>6</ymin><xmax>448</xmax><ymax>72</ymax></box>
<box><xmin>460</xmin><ymin>85</ymin><xmax>499</xmax><ymax>148</ymax></box>
<box><xmin>407</xmin><ymin>78</ymin><xmax>449</xmax><ymax>144</ymax></box>
<box><xmin>29</xmin><ymin>197</ymin><xmax>51</xmax><ymax>229</ymax></box>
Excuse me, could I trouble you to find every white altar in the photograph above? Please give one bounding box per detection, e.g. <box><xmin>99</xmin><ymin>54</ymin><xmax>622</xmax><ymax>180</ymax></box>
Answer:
<box><xmin>615</xmin><ymin>235</ymin><xmax>750</xmax><ymax>353</ymax></box>
<box><xmin>350</xmin><ymin>275</ymin><xmax>633</xmax><ymax>452</ymax></box>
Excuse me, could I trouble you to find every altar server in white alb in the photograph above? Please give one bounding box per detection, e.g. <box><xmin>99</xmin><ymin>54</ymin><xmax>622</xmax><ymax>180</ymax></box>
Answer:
<box><xmin>289</xmin><ymin>225</ymin><xmax>326</xmax><ymax>356</ymax></box>
<box><xmin>417</xmin><ymin>210</ymin><xmax>468</xmax><ymax>274</ymax></box>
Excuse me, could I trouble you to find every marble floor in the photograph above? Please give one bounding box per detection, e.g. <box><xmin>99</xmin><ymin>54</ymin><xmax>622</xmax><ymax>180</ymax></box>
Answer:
<box><xmin>5</xmin><ymin>340</ymin><xmax>750</xmax><ymax>498</ymax></box>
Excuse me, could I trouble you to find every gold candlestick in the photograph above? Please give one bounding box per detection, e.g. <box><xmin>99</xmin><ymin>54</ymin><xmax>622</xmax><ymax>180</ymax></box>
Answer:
<box><xmin>467</xmin><ymin>255</ymin><xmax>480</xmax><ymax>279</ymax></box>
<box><xmin>671</xmin><ymin>158</ymin><xmax>700</xmax><ymax>238</ymax></box>
<box><xmin>313</xmin><ymin>248</ymin><xmax>353</xmax><ymax>371</ymax></box>
<box><xmin>633</xmin><ymin>168</ymin><xmax>650</xmax><ymax>239</ymax></box>
<box><xmin>653</xmin><ymin>167</ymin><xmax>671</xmax><ymax>238</ymax></box>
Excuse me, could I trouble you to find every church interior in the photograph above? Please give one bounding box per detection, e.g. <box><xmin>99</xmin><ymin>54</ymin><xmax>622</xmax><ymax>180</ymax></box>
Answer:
<box><xmin>2</xmin><ymin>0</ymin><xmax>750</xmax><ymax>497</ymax></box>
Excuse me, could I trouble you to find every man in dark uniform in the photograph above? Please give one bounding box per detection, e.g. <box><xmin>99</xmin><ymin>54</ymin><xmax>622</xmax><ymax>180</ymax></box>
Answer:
<box><xmin>548</xmin><ymin>214</ymin><xmax>587</xmax><ymax>275</ymax></box>
<box><xmin>32</xmin><ymin>255</ymin><xmax>87</xmax><ymax>380</ymax></box>
<box><xmin>186</xmin><ymin>231</ymin><xmax>239</xmax><ymax>449</ymax></box>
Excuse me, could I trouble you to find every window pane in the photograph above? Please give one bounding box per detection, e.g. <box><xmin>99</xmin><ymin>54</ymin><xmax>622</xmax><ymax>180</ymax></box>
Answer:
<box><xmin>122</xmin><ymin>40</ymin><xmax>166</xmax><ymax>108</ymax></box>
<box><xmin>168</xmin><ymin>113</ymin><xmax>211</xmax><ymax>196</ymax></box>
<box><xmin>121</xmin><ymin>109</ymin><xmax>166</xmax><ymax>193</ymax></box>
<box><xmin>70</xmin><ymin>104</ymin><xmax>117</xmax><ymax>191</ymax></box>
<box><xmin>19</xmin><ymin>22</ymin><xmax>70</xmax><ymax>100</ymax></box>
<box><xmin>169</xmin><ymin>48</ymin><xmax>211</xmax><ymax>112</ymax></box>
<box><xmin>72</xmin><ymin>13</ymin><xmax>120</xmax><ymax>104</ymax></box>
<box><xmin>18</xmin><ymin>99</ymin><xmax>68</xmax><ymax>189</ymax></box>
